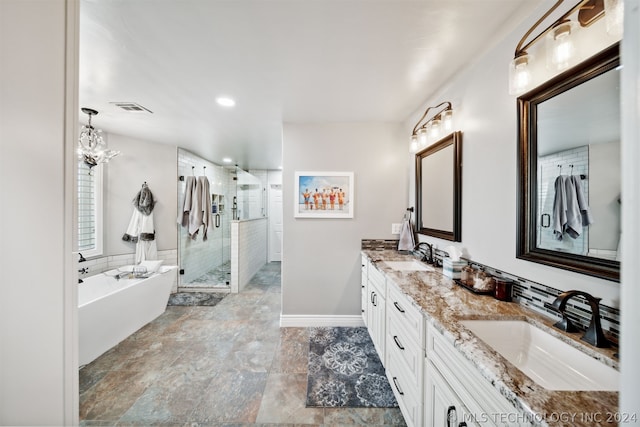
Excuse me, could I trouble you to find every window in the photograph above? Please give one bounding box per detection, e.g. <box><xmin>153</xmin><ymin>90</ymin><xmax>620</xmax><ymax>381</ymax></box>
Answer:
<box><xmin>77</xmin><ymin>162</ymin><xmax>103</xmax><ymax>257</ymax></box>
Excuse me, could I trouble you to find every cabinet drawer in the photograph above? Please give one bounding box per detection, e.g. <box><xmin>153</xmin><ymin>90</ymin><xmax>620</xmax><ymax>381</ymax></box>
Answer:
<box><xmin>386</xmin><ymin>346</ymin><xmax>422</xmax><ymax>427</ymax></box>
<box><xmin>427</xmin><ymin>323</ymin><xmax>531</xmax><ymax>427</ymax></box>
<box><xmin>386</xmin><ymin>314</ymin><xmax>423</xmax><ymax>390</ymax></box>
<box><xmin>388</xmin><ymin>284</ymin><xmax>424</xmax><ymax>346</ymax></box>
<box><xmin>368</xmin><ymin>264</ymin><xmax>386</xmax><ymax>295</ymax></box>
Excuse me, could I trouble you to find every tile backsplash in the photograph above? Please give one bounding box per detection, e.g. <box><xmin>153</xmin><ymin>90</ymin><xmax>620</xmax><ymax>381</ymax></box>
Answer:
<box><xmin>361</xmin><ymin>239</ymin><xmax>620</xmax><ymax>342</ymax></box>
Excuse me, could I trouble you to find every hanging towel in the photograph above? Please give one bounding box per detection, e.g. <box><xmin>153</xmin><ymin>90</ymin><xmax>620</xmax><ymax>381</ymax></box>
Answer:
<box><xmin>196</xmin><ymin>176</ymin><xmax>213</xmax><ymax>241</ymax></box>
<box><xmin>123</xmin><ymin>184</ymin><xmax>157</xmax><ymax>262</ymax></box>
<box><xmin>398</xmin><ymin>219</ymin><xmax>415</xmax><ymax>251</ymax></box>
<box><xmin>185</xmin><ymin>176</ymin><xmax>213</xmax><ymax>240</ymax></box>
<box><xmin>178</xmin><ymin>176</ymin><xmax>196</xmax><ymax>228</ymax></box>
<box><xmin>552</xmin><ymin>175</ymin><xmax>594</xmax><ymax>240</ymax></box>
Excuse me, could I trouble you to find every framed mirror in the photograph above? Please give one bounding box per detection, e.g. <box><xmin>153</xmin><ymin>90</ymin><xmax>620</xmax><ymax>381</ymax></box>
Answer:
<box><xmin>415</xmin><ymin>131</ymin><xmax>462</xmax><ymax>241</ymax></box>
<box><xmin>517</xmin><ymin>43</ymin><xmax>620</xmax><ymax>282</ymax></box>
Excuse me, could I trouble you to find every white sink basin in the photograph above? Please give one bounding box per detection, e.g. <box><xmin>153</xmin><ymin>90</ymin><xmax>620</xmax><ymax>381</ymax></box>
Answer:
<box><xmin>460</xmin><ymin>320</ymin><xmax>619</xmax><ymax>391</ymax></box>
<box><xmin>383</xmin><ymin>260</ymin><xmax>434</xmax><ymax>272</ymax></box>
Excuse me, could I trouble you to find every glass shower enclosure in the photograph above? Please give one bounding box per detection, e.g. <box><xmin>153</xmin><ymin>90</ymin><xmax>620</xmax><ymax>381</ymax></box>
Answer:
<box><xmin>177</xmin><ymin>149</ymin><xmax>264</xmax><ymax>292</ymax></box>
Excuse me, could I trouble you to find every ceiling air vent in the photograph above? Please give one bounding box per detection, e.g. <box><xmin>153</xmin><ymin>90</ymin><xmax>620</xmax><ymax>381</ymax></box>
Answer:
<box><xmin>110</xmin><ymin>102</ymin><xmax>153</xmax><ymax>113</ymax></box>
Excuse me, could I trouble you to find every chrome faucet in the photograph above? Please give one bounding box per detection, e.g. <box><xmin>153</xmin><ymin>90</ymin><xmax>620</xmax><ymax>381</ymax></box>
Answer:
<box><xmin>551</xmin><ymin>290</ymin><xmax>610</xmax><ymax>348</ymax></box>
<box><xmin>413</xmin><ymin>242</ymin><xmax>433</xmax><ymax>264</ymax></box>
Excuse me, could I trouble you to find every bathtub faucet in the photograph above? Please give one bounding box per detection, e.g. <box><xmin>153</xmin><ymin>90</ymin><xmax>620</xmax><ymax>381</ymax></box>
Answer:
<box><xmin>78</xmin><ymin>267</ymin><xmax>89</xmax><ymax>275</ymax></box>
<box><xmin>79</xmin><ymin>253</ymin><xmax>87</xmax><ymax>263</ymax></box>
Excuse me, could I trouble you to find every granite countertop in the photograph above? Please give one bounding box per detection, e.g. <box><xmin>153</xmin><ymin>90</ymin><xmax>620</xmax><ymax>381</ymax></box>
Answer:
<box><xmin>362</xmin><ymin>249</ymin><xmax>619</xmax><ymax>427</ymax></box>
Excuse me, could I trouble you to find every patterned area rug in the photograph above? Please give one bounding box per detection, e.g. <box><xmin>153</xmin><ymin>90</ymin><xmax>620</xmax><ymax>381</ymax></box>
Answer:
<box><xmin>167</xmin><ymin>292</ymin><xmax>226</xmax><ymax>307</ymax></box>
<box><xmin>306</xmin><ymin>327</ymin><xmax>398</xmax><ymax>408</ymax></box>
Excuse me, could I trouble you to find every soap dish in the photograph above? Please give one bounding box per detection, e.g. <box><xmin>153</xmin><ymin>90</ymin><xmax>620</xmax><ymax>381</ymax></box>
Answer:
<box><xmin>453</xmin><ymin>279</ymin><xmax>494</xmax><ymax>296</ymax></box>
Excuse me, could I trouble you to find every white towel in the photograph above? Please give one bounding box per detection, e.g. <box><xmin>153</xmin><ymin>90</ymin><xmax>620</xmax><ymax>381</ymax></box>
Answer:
<box><xmin>123</xmin><ymin>209</ymin><xmax>157</xmax><ymax>263</ymax></box>
<box><xmin>398</xmin><ymin>219</ymin><xmax>415</xmax><ymax>251</ymax></box>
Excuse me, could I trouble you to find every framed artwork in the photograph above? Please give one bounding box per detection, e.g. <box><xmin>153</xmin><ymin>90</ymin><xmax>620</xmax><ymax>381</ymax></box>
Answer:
<box><xmin>294</xmin><ymin>171</ymin><xmax>354</xmax><ymax>218</ymax></box>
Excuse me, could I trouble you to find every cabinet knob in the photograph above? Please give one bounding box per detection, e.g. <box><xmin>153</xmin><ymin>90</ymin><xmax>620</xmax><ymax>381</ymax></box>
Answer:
<box><xmin>447</xmin><ymin>405</ymin><xmax>457</xmax><ymax>427</ymax></box>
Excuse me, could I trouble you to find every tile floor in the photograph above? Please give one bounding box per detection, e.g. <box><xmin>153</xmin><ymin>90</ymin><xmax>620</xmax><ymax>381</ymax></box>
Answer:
<box><xmin>80</xmin><ymin>262</ymin><xmax>407</xmax><ymax>426</ymax></box>
<box><xmin>180</xmin><ymin>261</ymin><xmax>232</xmax><ymax>290</ymax></box>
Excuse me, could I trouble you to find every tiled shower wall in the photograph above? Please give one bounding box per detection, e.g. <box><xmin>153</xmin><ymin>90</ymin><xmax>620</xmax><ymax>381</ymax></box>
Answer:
<box><xmin>177</xmin><ymin>149</ymin><xmax>234</xmax><ymax>285</ymax></box>
<box><xmin>231</xmin><ymin>218</ymin><xmax>268</xmax><ymax>292</ymax></box>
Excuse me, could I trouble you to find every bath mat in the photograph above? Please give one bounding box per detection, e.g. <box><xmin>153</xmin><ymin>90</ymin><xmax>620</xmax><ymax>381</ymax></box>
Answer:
<box><xmin>167</xmin><ymin>292</ymin><xmax>226</xmax><ymax>307</ymax></box>
<box><xmin>306</xmin><ymin>327</ymin><xmax>398</xmax><ymax>408</ymax></box>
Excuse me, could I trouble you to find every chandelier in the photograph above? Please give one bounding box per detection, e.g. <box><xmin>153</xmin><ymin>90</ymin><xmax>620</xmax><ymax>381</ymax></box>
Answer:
<box><xmin>78</xmin><ymin>107</ymin><xmax>120</xmax><ymax>169</ymax></box>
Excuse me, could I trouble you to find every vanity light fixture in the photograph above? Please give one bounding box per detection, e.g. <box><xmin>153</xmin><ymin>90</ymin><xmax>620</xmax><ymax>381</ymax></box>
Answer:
<box><xmin>410</xmin><ymin>101</ymin><xmax>453</xmax><ymax>152</ymax></box>
<box><xmin>509</xmin><ymin>0</ymin><xmax>610</xmax><ymax>95</ymax></box>
<box><xmin>604</xmin><ymin>0</ymin><xmax>624</xmax><ymax>39</ymax></box>
<box><xmin>77</xmin><ymin>108</ymin><xmax>121</xmax><ymax>171</ymax></box>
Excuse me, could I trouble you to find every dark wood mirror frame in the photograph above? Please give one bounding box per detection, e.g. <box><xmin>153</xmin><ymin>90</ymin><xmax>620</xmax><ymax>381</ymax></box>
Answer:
<box><xmin>517</xmin><ymin>43</ymin><xmax>620</xmax><ymax>282</ymax></box>
<box><xmin>415</xmin><ymin>131</ymin><xmax>462</xmax><ymax>241</ymax></box>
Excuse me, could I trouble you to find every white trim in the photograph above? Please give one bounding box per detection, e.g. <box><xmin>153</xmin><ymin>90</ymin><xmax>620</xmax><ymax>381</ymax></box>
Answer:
<box><xmin>64</xmin><ymin>0</ymin><xmax>80</xmax><ymax>423</ymax></box>
<box><xmin>279</xmin><ymin>314</ymin><xmax>365</xmax><ymax>328</ymax></box>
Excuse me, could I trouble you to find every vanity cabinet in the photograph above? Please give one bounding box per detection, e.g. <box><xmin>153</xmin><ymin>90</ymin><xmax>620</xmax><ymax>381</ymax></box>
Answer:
<box><xmin>425</xmin><ymin>322</ymin><xmax>531</xmax><ymax>427</ymax></box>
<box><xmin>361</xmin><ymin>255</ymin><xmax>368</xmax><ymax>325</ymax></box>
<box><xmin>385</xmin><ymin>283</ymin><xmax>425</xmax><ymax>427</ymax></box>
<box><xmin>366</xmin><ymin>262</ymin><xmax>386</xmax><ymax>361</ymax></box>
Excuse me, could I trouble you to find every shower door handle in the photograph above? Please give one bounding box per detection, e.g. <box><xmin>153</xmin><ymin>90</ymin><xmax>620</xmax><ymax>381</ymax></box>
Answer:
<box><xmin>215</xmin><ymin>214</ymin><xmax>221</xmax><ymax>228</ymax></box>
<box><xmin>541</xmin><ymin>213</ymin><xmax>550</xmax><ymax>228</ymax></box>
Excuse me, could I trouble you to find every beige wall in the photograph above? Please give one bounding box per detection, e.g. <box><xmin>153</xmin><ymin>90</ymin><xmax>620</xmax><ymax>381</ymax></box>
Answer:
<box><xmin>104</xmin><ymin>133</ymin><xmax>178</xmax><ymax>256</ymax></box>
<box><xmin>281</xmin><ymin>122</ymin><xmax>407</xmax><ymax>318</ymax></box>
<box><xmin>406</xmin><ymin>2</ymin><xmax>621</xmax><ymax>308</ymax></box>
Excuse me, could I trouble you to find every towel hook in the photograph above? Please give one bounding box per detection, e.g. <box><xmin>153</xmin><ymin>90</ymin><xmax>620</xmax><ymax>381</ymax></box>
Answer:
<box><xmin>569</xmin><ymin>165</ymin><xmax>574</xmax><ymax>175</ymax></box>
<box><xmin>192</xmin><ymin>166</ymin><xmax>195</xmax><ymax>175</ymax></box>
<box><xmin>142</xmin><ymin>181</ymin><xmax>147</xmax><ymax>187</ymax></box>
<box><xmin>203</xmin><ymin>166</ymin><xmax>206</xmax><ymax>174</ymax></box>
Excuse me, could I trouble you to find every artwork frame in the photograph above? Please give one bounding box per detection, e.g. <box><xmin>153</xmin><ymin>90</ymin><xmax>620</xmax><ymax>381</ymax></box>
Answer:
<box><xmin>294</xmin><ymin>171</ymin><xmax>354</xmax><ymax>218</ymax></box>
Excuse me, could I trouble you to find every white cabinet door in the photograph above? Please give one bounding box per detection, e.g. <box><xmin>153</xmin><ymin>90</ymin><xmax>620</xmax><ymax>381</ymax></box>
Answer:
<box><xmin>425</xmin><ymin>360</ymin><xmax>479</xmax><ymax>427</ymax></box>
<box><xmin>361</xmin><ymin>256</ymin><xmax>368</xmax><ymax>325</ymax></box>
<box><xmin>367</xmin><ymin>286</ymin><xmax>386</xmax><ymax>362</ymax></box>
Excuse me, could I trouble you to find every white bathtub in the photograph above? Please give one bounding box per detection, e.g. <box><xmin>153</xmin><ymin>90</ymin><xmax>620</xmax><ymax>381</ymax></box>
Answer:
<box><xmin>78</xmin><ymin>265</ymin><xmax>178</xmax><ymax>366</ymax></box>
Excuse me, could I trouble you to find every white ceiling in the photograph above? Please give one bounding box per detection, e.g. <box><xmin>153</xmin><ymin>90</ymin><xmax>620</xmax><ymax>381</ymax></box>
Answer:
<box><xmin>79</xmin><ymin>0</ymin><xmax>541</xmax><ymax>170</ymax></box>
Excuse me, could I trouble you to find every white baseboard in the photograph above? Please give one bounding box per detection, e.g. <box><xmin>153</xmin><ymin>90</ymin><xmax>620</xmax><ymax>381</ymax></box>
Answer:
<box><xmin>279</xmin><ymin>314</ymin><xmax>365</xmax><ymax>328</ymax></box>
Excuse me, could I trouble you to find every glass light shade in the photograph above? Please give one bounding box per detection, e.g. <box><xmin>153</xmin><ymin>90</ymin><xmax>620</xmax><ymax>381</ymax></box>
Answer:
<box><xmin>410</xmin><ymin>135</ymin><xmax>419</xmax><ymax>152</ymax></box>
<box><xmin>546</xmin><ymin>20</ymin><xmax>577</xmax><ymax>72</ymax></box>
<box><xmin>429</xmin><ymin>118</ymin><xmax>441</xmax><ymax>139</ymax></box>
<box><xmin>441</xmin><ymin>109</ymin><xmax>454</xmax><ymax>133</ymax></box>
<box><xmin>417</xmin><ymin>128</ymin><xmax>428</xmax><ymax>147</ymax></box>
<box><xmin>509</xmin><ymin>53</ymin><xmax>532</xmax><ymax>95</ymax></box>
<box><xmin>604</xmin><ymin>0</ymin><xmax>624</xmax><ymax>39</ymax></box>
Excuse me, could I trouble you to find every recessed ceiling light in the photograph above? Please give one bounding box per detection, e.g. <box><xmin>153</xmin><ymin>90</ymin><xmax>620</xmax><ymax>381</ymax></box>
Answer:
<box><xmin>216</xmin><ymin>97</ymin><xmax>235</xmax><ymax>107</ymax></box>
<box><xmin>278</xmin><ymin>166</ymin><xmax>283</xmax><ymax>170</ymax></box>
<box><xmin>222</xmin><ymin>157</ymin><xmax>232</xmax><ymax>163</ymax></box>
